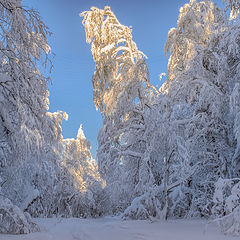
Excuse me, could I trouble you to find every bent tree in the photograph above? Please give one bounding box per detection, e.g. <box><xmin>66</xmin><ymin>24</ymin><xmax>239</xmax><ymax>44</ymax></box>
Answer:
<box><xmin>81</xmin><ymin>6</ymin><xmax>158</xmax><ymax>216</ymax></box>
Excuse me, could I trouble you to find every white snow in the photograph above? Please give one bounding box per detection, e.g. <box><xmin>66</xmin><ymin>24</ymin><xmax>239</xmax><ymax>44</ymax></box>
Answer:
<box><xmin>0</xmin><ymin>217</ymin><xmax>236</xmax><ymax>240</ymax></box>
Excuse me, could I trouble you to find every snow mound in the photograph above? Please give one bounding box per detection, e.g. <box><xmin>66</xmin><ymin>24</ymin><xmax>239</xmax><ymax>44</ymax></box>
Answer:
<box><xmin>0</xmin><ymin>196</ymin><xmax>39</xmax><ymax>234</ymax></box>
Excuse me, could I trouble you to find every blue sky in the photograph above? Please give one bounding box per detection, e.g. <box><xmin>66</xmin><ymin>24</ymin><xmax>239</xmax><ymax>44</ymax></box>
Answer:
<box><xmin>24</xmin><ymin>0</ymin><xmax>223</xmax><ymax>158</ymax></box>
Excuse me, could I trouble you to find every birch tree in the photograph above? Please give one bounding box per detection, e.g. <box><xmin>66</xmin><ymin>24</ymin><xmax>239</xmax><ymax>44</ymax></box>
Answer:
<box><xmin>162</xmin><ymin>0</ymin><xmax>232</xmax><ymax>217</ymax></box>
<box><xmin>81</xmin><ymin>6</ymin><xmax>158</xmax><ymax>215</ymax></box>
<box><xmin>0</xmin><ymin>0</ymin><xmax>52</xmax><ymax>204</ymax></box>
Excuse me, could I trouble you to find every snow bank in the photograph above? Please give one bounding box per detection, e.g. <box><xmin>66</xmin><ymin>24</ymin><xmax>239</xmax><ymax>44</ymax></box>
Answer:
<box><xmin>0</xmin><ymin>196</ymin><xmax>39</xmax><ymax>234</ymax></box>
<box><xmin>0</xmin><ymin>217</ymin><xmax>235</xmax><ymax>240</ymax></box>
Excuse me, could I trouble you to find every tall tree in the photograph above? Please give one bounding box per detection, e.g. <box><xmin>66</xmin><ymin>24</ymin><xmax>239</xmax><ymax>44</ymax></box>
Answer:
<box><xmin>0</xmin><ymin>0</ymin><xmax>53</xmax><ymax>233</ymax></box>
<box><xmin>160</xmin><ymin>0</ymin><xmax>231</xmax><ymax>217</ymax></box>
<box><xmin>81</xmin><ymin>6</ymin><xmax>158</xmax><ymax>215</ymax></box>
<box><xmin>0</xmin><ymin>0</ymin><xmax>52</xmax><ymax>208</ymax></box>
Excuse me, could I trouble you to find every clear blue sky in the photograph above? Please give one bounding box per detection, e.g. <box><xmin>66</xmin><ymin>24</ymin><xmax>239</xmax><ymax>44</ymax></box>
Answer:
<box><xmin>24</xmin><ymin>0</ymin><xmax>223</xmax><ymax>158</ymax></box>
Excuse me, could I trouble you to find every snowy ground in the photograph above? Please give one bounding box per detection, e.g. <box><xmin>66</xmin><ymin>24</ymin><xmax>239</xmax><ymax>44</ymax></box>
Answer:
<box><xmin>0</xmin><ymin>217</ymin><xmax>236</xmax><ymax>240</ymax></box>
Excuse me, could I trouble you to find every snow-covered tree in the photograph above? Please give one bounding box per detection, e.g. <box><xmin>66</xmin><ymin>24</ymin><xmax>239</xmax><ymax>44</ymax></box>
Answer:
<box><xmin>159</xmin><ymin>0</ymin><xmax>234</xmax><ymax>218</ymax></box>
<box><xmin>81</xmin><ymin>6</ymin><xmax>158</xmax><ymax>215</ymax></box>
<box><xmin>55</xmin><ymin>125</ymin><xmax>105</xmax><ymax>218</ymax></box>
<box><xmin>82</xmin><ymin>7</ymin><xmax>154</xmax><ymax>214</ymax></box>
<box><xmin>213</xmin><ymin>178</ymin><xmax>240</xmax><ymax>235</ymax></box>
<box><xmin>0</xmin><ymin>0</ymin><xmax>55</xmax><ymax>221</ymax></box>
<box><xmin>79</xmin><ymin>0</ymin><xmax>240</xmax><ymax>223</ymax></box>
<box><xmin>223</xmin><ymin>0</ymin><xmax>240</xmax><ymax>19</ymax></box>
<box><xmin>25</xmin><ymin>111</ymin><xmax>67</xmax><ymax>217</ymax></box>
<box><xmin>163</xmin><ymin>0</ymin><xmax>225</xmax><ymax>89</ymax></box>
<box><xmin>210</xmin><ymin>0</ymin><xmax>240</xmax><ymax>234</ymax></box>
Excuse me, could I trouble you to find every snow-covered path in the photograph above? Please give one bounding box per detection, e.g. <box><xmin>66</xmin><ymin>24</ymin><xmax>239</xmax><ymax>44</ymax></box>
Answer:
<box><xmin>0</xmin><ymin>217</ymin><xmax>236</xmax><ymax>240</ymax></box>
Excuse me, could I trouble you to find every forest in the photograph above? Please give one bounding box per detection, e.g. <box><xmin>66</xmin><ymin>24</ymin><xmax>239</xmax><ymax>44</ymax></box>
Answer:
<box><xmin>1</xmin><ymin>0</ymin><xmax>240</xmax><ymax>238</ymax></box>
